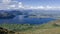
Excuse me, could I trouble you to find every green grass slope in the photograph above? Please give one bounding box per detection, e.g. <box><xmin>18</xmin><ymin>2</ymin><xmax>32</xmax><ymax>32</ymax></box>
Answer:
<box><xmin>0</xmin><ymin>20</ymin><xmax>60</xmax><ymax>34</ymax></box>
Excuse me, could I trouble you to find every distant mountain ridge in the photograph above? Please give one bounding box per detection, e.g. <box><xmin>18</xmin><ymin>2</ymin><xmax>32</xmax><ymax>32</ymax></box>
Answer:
<box><xmin>0</xmin><ymin>10</ymin><xmax>60</xmax><ymax>19</ymax></box>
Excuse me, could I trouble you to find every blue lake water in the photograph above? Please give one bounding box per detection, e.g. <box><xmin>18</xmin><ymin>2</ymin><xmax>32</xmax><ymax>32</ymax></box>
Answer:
<box><xmin>0</xmin><ymin>15</ymin><xmax>54</xmax><ymax>24</ymax></box>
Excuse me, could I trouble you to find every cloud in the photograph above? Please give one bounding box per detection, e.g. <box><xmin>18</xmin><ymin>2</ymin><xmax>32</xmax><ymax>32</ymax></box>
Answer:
<box><xmin>0</xmin><ymin>0</ymin><xmax>24</xmax><ymax>10</ymax></box>
<box><xmin>9</xmin><ymin>5</ymin><xmax>16</xmax><ymax>8</ymax></box>
<box><xmin>46</xmin><ymin>5</ymin><xmax>60</xmax><ymax>10</ymax></box>
<box><xmin>19</xmin><ymin>2</ymin><xmax>22</xmax><ymax>5</ymax></box>
<box><xmin>36</xmin><ymin>6</ymin><xmax>45</xmax><ymax>9</ymax></box>
<box><xmin>0</xmin><ymin>0</ymin><xmax>60</xmax><ymax>10</ymax></box>
<box><xmin>18</xmin><ymin>2</ymin><xmax>24</xmax><ymax>8</ymax></box>
<box><xmin>27</xmin><ymin>5</ymin><xmax>60</xmax><ymax>10</ymax></box>
<box><xmin>2</xmin><ymin>0</ymin><xmax>11</xmax><ymax>4</ymax></box>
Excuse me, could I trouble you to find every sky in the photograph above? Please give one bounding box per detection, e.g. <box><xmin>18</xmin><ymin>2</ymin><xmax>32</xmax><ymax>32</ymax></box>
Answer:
<box><xmin>0</xmin><ymin>0</ymin><xmax>60</xmax><ymax>10</ymax></box>
<box><xmin>18</xmin><ymin>0</ymin><xmax>60</xmax><ymax>6</ymax></box>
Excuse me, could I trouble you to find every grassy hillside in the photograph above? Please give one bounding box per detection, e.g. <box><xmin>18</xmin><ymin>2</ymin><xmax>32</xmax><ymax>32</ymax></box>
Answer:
<box><xmin>0</xmin><ymin>20</ymin><xmax>60</xmax><ymax>34</ymax></box>
<box><xmin>0</xmin><ymin>24</ymin><xmax>40</xmax><ymax>32</ymax></box>
<box><xmin>18</xmin><ymin>20</ymin><xmax>60</xmax><ymax>34</ymax></box>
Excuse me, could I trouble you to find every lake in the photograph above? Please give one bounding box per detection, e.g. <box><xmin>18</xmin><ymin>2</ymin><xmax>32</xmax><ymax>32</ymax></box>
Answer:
<box><xmin>0</xmin><ymin>15</ymin><xmax>54</xmax><ymax>24</ymax></box>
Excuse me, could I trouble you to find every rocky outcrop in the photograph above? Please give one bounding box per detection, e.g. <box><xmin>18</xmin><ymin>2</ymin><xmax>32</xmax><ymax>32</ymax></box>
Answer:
<box><xmin>0</xmin><ymin>27</ymin><xmax>15</xmax><ymax>34</ymax></box>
